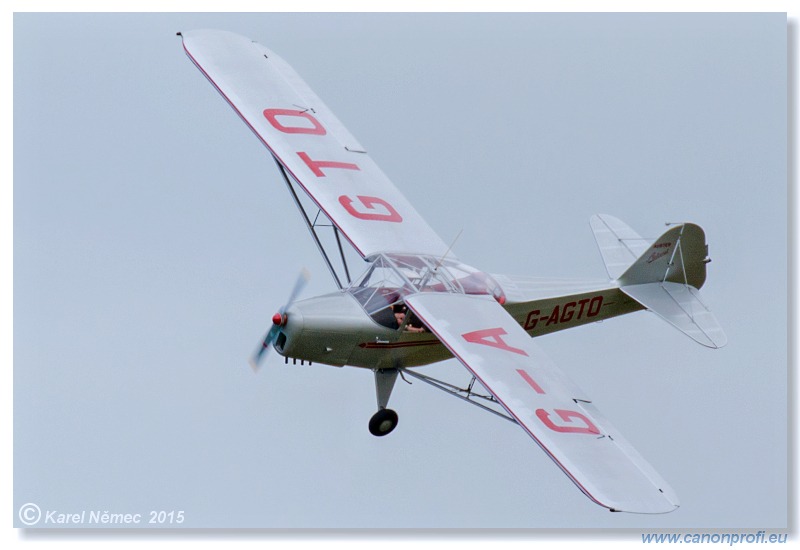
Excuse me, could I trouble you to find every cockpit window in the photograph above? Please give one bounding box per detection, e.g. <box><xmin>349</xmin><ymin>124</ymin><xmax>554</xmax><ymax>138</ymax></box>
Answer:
<box><xmin>348</xmin><ymin>256</ymin><xmax>414</xmax><ymax>313</ymax></box>
<box><xmin>347</xmin><ymin>253</ymin><xmax>505</xmax><ymax>329</ymax></box>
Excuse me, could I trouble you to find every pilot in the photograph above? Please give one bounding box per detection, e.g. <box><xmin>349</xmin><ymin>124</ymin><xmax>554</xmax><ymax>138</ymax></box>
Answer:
<box><xmin>393</xmin><ymin>304</ymin><xmax>426</xmax><ymax>333</ymax></box>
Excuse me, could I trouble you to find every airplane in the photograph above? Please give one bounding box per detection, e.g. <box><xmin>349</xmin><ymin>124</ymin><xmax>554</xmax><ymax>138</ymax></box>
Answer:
<box><xmin>178</xmin><ymin>29</ymin><xmax>727</xmax><ymax>514</ymax></box>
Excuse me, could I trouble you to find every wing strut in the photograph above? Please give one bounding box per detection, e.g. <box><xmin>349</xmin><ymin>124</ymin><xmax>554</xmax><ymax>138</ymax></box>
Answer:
<box><xmin>400</xmin><ymin>368</ymin><xmax>516</xmax><ymax>423</ymax></box>
<box><xmin>273</xmin><ymin>158</ymin><xmax>356</xmax><ymax>289</ymax></box>
<box><xmin>332</xmin><ymin>226</ymin><xmax>352</xmax><ymax>285</ymax></box>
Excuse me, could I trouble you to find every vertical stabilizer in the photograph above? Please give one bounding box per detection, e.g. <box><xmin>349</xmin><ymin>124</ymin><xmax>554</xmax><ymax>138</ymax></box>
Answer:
<box><xmin>616</xmin><ymin>223</ymin><xmax>708</xmax><ymax>290</ymax></box>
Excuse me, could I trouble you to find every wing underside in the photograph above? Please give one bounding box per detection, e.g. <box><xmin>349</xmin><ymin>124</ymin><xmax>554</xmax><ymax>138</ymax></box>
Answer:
<box><xmin>404</xmin><ymin>292</ymin><xmax>679</xmax><ymax>514</ymax></box>
<box><xmin>180</xmin><ymin>29</ymin><xmax>448</xmax><ymax>259</ymax></box>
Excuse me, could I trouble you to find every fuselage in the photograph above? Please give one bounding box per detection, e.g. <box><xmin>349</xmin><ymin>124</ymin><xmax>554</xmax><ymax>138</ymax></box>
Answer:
<box><xmin>275</xmin><ymin>276</ymin><xmax>644</xmax><ymax>370</ymax></box>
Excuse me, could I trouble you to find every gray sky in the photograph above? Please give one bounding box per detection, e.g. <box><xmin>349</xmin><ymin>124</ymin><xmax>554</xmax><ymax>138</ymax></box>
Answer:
<box><xmin>13</xmin><ymin>12</ymin><xmax>788</xmax><ymax>531</ymax></box>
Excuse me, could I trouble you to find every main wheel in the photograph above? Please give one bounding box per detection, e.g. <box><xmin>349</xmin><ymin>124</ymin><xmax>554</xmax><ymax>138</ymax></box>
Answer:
<box><xmin>368</xmin><ymin>408</ymin><xmax>398</xmax><ymax>437</ymax></box>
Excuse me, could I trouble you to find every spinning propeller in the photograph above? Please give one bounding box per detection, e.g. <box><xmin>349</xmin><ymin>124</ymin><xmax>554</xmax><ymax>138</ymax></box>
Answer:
<box><xmin>249</xmin><ymin>268</ymin><xmax>310</xmax><ymax>371</ymax></box>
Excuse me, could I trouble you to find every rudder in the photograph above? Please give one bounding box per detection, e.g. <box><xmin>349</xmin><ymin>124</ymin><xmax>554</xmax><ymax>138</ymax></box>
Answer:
<box><xmin>617</xmin><ymin>223</ymin><xmax>709</xmax><ymax>289</ymax></box>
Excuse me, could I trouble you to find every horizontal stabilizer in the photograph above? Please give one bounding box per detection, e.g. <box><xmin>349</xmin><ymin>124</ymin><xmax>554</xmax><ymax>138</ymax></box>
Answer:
<box><xmin>590</xmin><ymin>214</ymin><xmax>652</xmax><ymax>279</ymax></box>
<box><xmin>621</xmin><ymin>282</ymin><xmax>727</xmax><ymax>349</ymax></box>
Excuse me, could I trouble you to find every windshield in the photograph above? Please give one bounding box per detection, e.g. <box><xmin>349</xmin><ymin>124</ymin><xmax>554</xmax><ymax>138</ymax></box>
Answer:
<box><xmin>347</xmin><ymin>253</ymin><xmax>505</xmax><ymax>328</ymax></box>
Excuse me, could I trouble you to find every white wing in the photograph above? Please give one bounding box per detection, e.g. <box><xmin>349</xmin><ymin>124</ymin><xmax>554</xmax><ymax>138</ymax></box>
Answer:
<box><xmin>405</xmin><ymin>292</ymin><xmax>679</xmax><ymax>513</ymax></box>
<box><xmin>180</xmin><ymin>29</ymin><xmax>449</xmax><ymax>259</ymax></box>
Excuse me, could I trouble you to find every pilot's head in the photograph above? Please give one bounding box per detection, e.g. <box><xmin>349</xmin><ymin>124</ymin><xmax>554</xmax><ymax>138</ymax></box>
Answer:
<box><xmin>392</xmin><ymin>304</ymin><xmax>407</xmax><ymax>325</ymax></box>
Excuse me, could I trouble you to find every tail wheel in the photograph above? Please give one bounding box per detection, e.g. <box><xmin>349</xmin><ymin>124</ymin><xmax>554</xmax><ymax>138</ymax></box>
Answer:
<box><xmin>369</xmin><ymin>408</ymin><xmax>398</xmax><ymax>437</ymax></box>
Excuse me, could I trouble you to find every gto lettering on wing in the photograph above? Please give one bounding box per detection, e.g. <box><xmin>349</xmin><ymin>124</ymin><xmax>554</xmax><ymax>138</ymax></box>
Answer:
<box><xmin>523</xmin><ymin>296</ymin><xmax>603</xmax><ymax>331</ymax></box>
<box><xmin>262</xmin><ymin>108</ymin><xmax>403</xmax><ymax>224</ymax></box>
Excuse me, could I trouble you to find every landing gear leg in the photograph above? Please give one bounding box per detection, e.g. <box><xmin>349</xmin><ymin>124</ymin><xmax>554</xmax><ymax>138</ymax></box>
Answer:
<box><xmin>369</xmin><ymin>368</ymin><xmax>399</xmax><ymax>437</ymax></box>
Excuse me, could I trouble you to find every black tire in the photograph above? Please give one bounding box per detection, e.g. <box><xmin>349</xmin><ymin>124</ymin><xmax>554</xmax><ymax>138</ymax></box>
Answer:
<box><xmin>368</xmin><ymin>408</ymin><xmax>398</xmax><ymax>437</ymax></box>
